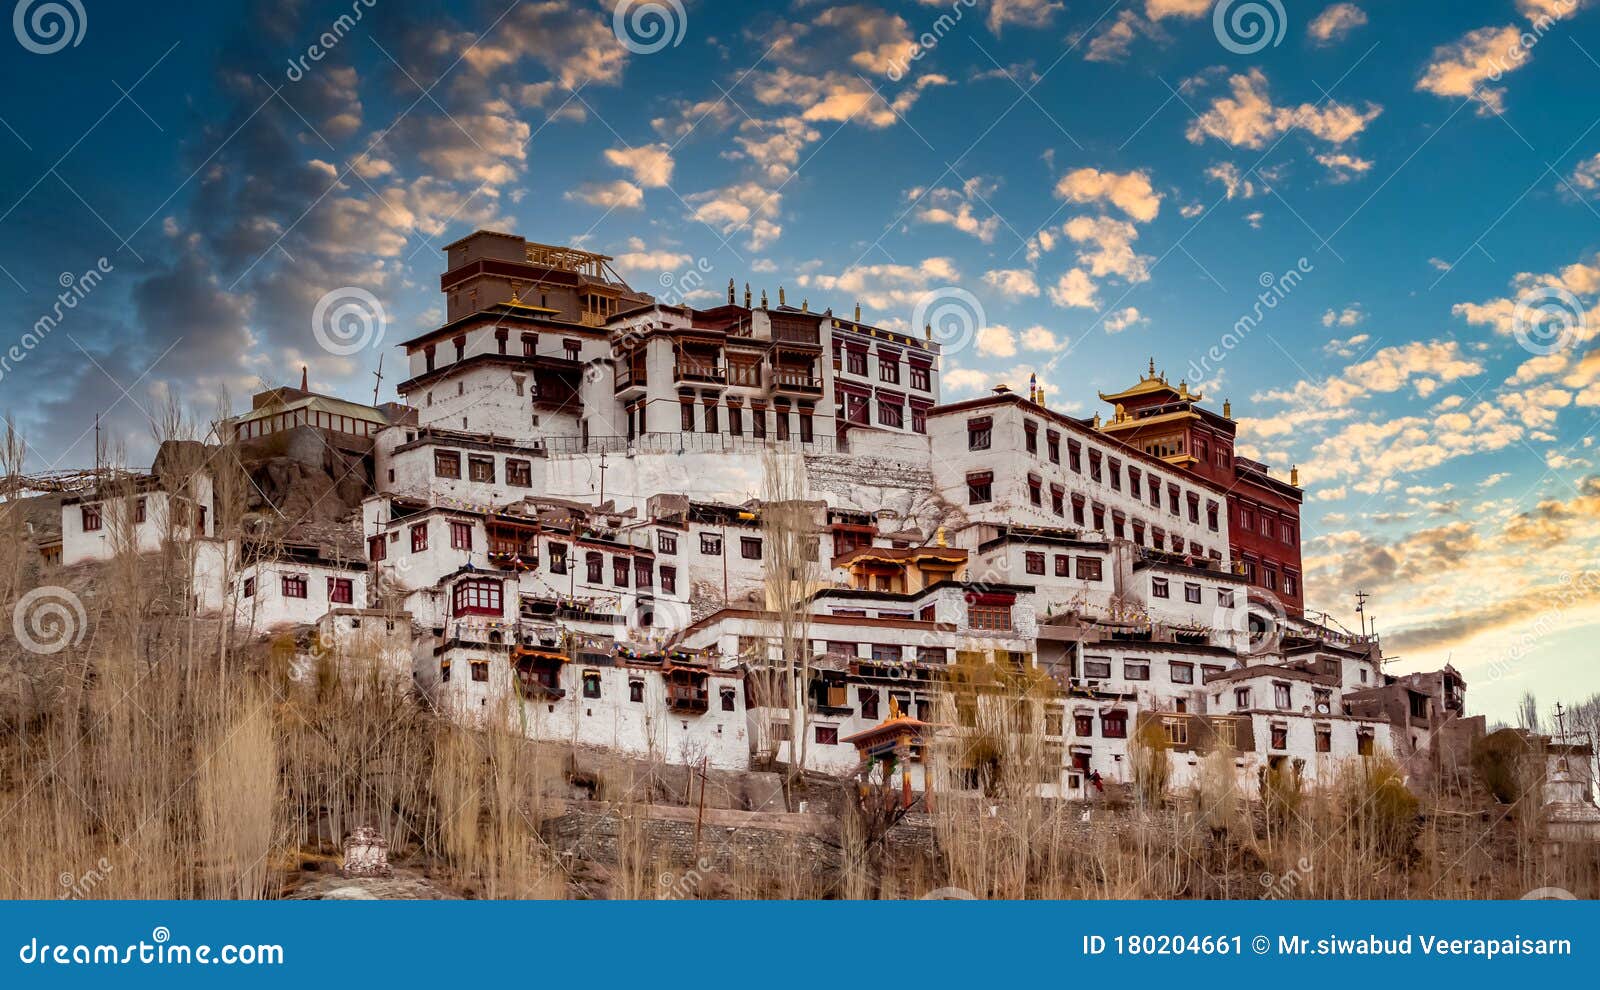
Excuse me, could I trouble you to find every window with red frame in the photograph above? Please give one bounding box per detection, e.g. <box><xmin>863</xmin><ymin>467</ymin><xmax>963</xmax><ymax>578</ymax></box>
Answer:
<box><xmin>909</xmin><ymin>362</ymin><xmax>930</xmax><ymax>390</ymax></box>
<box><xmin>368</xmin><ymin>535</ymin><xmax>386</xmax><ymax>561</ymax></box>
<box><xmin>452</xmin><ymin>578</ymin><xmax>502</xmax><ymax>616</ymax></box>
<box><xmin>328</xmin><ymin>577</ymin><xmax>353</xmax><ymax>605</ymax></box>
<box><xmin>506</xmin><ymin>459</ymin><xmax>532</xmax><ymax>487</ymax></box>
<box><xmin>968</xmin><ymin>602</ymin><xmax>1012</xmax><ymax>631</ymax></box>
<box><xmin>450</xmin><ymin>521</ymin><xmax>472</xmax><ymax>550</ymax></box>
<box><xmin>1101</xmin><ymin>711</ymin><xmax>1128</xmax><ymax>739</ymax></box>
<box><xmin>434</xmin><ymin>450</ymin><xmax>460</xmax><ymax>479</ymax></box>
<box><xmin>634</xmin><ymin>559</ymin><xmax>652</xmax><ymax>588</ymax></box>
<box><xmin>411</xmin><ymin>524</ymin><xmax>428</xmax><ymax>553</ymax></box>
<box><xmin>242</xmin><ymin>576</ymin><xmax>255</xmax><ymax>598</ymax></box>
<box><xmin>282</xmin><ymin>574</ymin><xmax>308</xmax><ymax>599</ymax></box>
<box><xmin>660</xmin><ymin>566</ymin><xmax>677</xmax><ymax>594</ymax></box>
<box><xmin>613</xmin><ymin>557</ymin><xmax>630</xmax><ymax>587</ymax></box>
<box><xmin>81</xmin><ymin>505</ymin><xmax>102</xmax><ymax>531</ymax></box>
<box><xmin>586</xmin><ymin>552</ymin><xmax>603</xmax><ymax>583</ymax></box>
<box><xmin>1074</xmin><ymin>714</ymin><xmax>1094</xmax><ymax>736</ymax></box>
<box><xmin>1025</xmin><ymin>551</ymin><xmax>1045</xmax><ymax>574</ymax></box>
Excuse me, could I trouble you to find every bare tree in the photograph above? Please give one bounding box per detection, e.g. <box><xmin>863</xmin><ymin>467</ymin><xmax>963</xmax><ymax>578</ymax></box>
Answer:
<box><xmin>758</xmin><ymin>451</ymin><xmax>818</xmax><ymax>789</ymax></box>
<box><xmin>1517</xmin><ymin>691</ymin><xmax>1541</xmax><ymax>735</ymax></box>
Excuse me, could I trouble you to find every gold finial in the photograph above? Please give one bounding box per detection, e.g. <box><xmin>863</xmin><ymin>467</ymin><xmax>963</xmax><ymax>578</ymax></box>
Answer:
<box><xmin>728</xmin><ymin>278</ymin><xmax>735</xmax><ymax>304</ymax></box>
<box><xmin>924</xmin><ymin>322</ymin><xmax>932</xmax><ymax>340</ymax></box>
<box><xmin>854</xmin><ymin>301</ymin><xmax>861</xmax><ymax>322</ymax></box>
<box><xmin>802</xmin><ymin>298</ymin><xmax>808</xmax><ymax>312</ymax></box>
<box><xmin>1290</xmin><ymin>465</ymin><xmax>1300</xmax><ymax>487</ymax></box>
<box><xmin>744</xmin><ymin>282</ymin><xmax>752</xmax><ymax>308</ymax></box>
<box><xmin>935</xmin><ymin>526</ymin><xmax>947</xmax><ymax>547</ymax></box>
<box><xmin>779</xmin><ymin>286</ymin><xmax>786</xmax><ymax>306</ymax></box>
<box><xmin>888</xmin><ymin>695</ymin><xmax>902</xmax><ymax>720</ymax></box>
<box><xmin>1223</xmin><ymin>398</ymin><xmax>1232</xmax><ymax>419</ymax></box>
<box><xmin>1147</xmin><ymin>356</ymin><xmax>1156</xmax><ymax>377</ymax></box>
<box><xmin>760</xmin><ymin>289</ymin><xmax>768</xmax><ymax>308</ymax></box>
<box><xmin>1092</xmin><ymin>412</ymin><xmax>1102</xmax><ymax>428</ymax></box>
<box><xmin>1114</xmin><ymin>402</ymin><xmax>1125</xmax><ymax>422</ymax></box>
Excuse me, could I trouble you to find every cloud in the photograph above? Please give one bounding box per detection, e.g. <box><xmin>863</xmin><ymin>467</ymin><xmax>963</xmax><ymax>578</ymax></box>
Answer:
<box><xmin>796</xmin><ymin>256</ymin><xmax>963</xmax><ymax>312</ymax></box>
<box><xmin>1049</xmin><ymin>268</ymin><xmax>1099</xmax><ymax>309</ymax></box>
<box><xmin>567</xmin><ymin>180</ymin><xmax>644</xmax><ymax>210</ymax></box>
<box><xmin>687</xmin><ymin>182</ymin><xmax>783</xmax><ymax>249</ymax></box>
<box><xmin>1316</xmin><ymin>152</ymin><xmax>1374</xmax><ymax>182</ymax></box>
<box><xmin>1416</xmin><ymin>25</ymin><xmax>1528</xmax><ymax>116</ymax></box>
<box><xmin>1143</xmin><ymin>0</ymin><xmax>1211</xmax><ymax>19</ymax></box>
<box><xmin>909</xmin><ymin>178</ymin><xmax>1003</xmax><ymax>242</ymax></box>
<box><xmin>1323</xmin><ymin>333</ymin><xmax>1371</xmax><ymax>358</ymax></box>
<box><xmin>1104</xmin><ymin>307</ymin><xmax>1146</xmax><ymax>333</ymax></box>
<box><xmin>814</xmin><ymin>6</ymin><xmax>916</xmax><ymax>77</ymax></box>
<box><xmin>1321</xmin><ymin>305</ymin><xmax>1366</xmax><ymax>328</ymax></box>
<box><xmin>1054</xmin><ymin>167</ymin><xmax>1162</xmax><ymax>222</ymax></box>
<box><xmin>1308</xmin><ymin>4</ymin><xmax>1368</xmax><ymax>45</ymax></box>
<box><xmin>1021</xmin><ymin>326</ymin><xmax>1058</xmax><ymax>350</ymax></box>
<box><xmin>1085</xmin><ymin>11</ymin><xmax>1143</xmax><ymax>63</ymax></box>
<box><xmin>983</xmin><ymin>0</ymin><xmax>1065</xmax><ymax>33</ymax></box>
<box><xmin>983</xmin><ymin>269</ymin><xmax>1041</xmax><ymax>297</ymax></box>
<box><xmin>1205</xmin><ymin>162</ymin><xmax>1263</xmax><ymax>199</ymax></box>
<box><xmin>976</xmin><ymin>324</ymin><xmax>1017</xmax><ymax>357</ymax></box>
<box><xmin>1567</xmin><ymin>152</ymin><xmax>1600</xmax><ymax>197</ymax></box>
<box><xmin>1186</xmin><ymin>68</ymin><xmax>1382</xmax><ymax>150</ymax></box>
<box><xmin>604</xmin><ymin>144</ymin><xmax>675</xmax><ymax>187</ymax></box>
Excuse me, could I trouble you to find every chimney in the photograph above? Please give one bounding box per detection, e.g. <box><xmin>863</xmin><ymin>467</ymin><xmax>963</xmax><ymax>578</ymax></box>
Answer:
<box><xmin>300</xmin><ymin>365</ymin><xmax>309</xmax><ymax>392</ymax></box>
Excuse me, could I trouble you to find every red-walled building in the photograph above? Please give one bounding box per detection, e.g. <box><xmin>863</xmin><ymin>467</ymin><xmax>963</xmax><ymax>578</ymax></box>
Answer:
<box><xmin>1097</xmin><ymin>361</ymin><xmax>1305</xmax><ymax>613</ymax></box>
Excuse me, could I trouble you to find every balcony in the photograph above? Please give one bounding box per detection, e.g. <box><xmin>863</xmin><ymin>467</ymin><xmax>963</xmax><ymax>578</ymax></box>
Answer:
<box><xmin>614</xmin><ymin>364</ymin><xmax>647</xmax><ymax>394</ymax></box>
<box><xmin>770</xmin><ymin>369</ymin><xmax>823</xmax><ymax>395</ymax></box>
<box><xmin>773</xmin><ymin>325</ymin><xmax>821</xmax><ymax>347</ymax></box>
<box><xmin>675</xmin><ymin>362</ymin><xmax>726</xmax><ymax>385</ymax></box>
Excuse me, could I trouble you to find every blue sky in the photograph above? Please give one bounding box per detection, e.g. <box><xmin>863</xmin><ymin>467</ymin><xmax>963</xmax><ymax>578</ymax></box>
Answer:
<box><xmin>2</xmin><ymin>0</ymin><xmax>1599</xmax><ymax>722</ymax></box>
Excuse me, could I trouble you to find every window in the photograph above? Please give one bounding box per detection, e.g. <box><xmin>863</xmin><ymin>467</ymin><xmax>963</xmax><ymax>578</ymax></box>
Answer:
<box><xmin>740</xmin><ymin>537</ymin><xmax>763</xmax><ymax>560</ymax></box>
<box><xmin>968</xmin><ymin>603</ymin><xmax>1013</xmax><ymax>631</ymax></box>
<box><xmin>727</xmin><ymin>405</ymin><xmax>742</xmax><ymax>437</ymax></box>
<box><xmin>880</xmin><ymin>358</ymin><xmax>899</xmax><ymax>383</ymax></box>
<box><xmin>1046</xmin><ymin>431</ymin><xmax>1060</xmax><ymax>463</ymax></box>
<box><xmin>878</xmin><ymin>400</ymin><xmax>903</xmax><ymax>428</ymax></box>
<box><xmin>507</xmin><ymin>459</ymin><xmax>532</xmax><ymax>487</ymax></box>
<box><xmin>450</xmin><ymin>521</ymin><xmax>472</xmax><ymax>550</ymax></box>
<box><xmin>1076</xmin><ymin>556</ymin><xmax>1102</xmax><ymax>581</ymax></box>
<box><xmin>775</xmin><ymin>409</ymin><xmax>790</xmax><ymax>440</ymax></box>
<box><xmin>1124</xmin><ymin>660</ymin><xmax>1150</xmax><ymax>681</ymax></box>
<box><xmin>1108</xmin><ymin>458</ymin><xmax>1121</xmax><ymax>491</ymax></box>
<box><xmin>328</xmin><ymin>577</ymin><xmax>353</xmax><ymax>604</ymax></box>
<box><xmin>859</xmin><ymin>688</ymin><xmax>880</xmax><ymax>721</ymax></box>
<box><xmin>1024</xmin><ymin>421</ymin><xmax>1038</xmax><ymax>455</ymax></box>
<box><xmin>1067</xmin><ymin>440</ymin><xmax>1082</xmax><ymax>473</ymax></box>
<box><xmin>1184</xmin><ymin>582</ymin><xmax>1202</xmax><ymax>604</ymax></box>
<box><xmin>1102</xmin><ymin>712</ymin><xmax>1128</xmax><ymax>739</ymax></box>
<box><xmin>966</xmin><ymin>472</ymin><xmax>993</xmax><ymax>504</ymax></box>
<box><xmin>440</xmin><ymin>660</ymin><xmax>450</xmax><ymax>683</ymax></box>
<box><xmin>1074</xmin><ymin>714</ymin><xmax>1095</xmax><ymax>736</ymax></box>
<box><xmin>452</xmin><ymin>579</ymin><xmax>502</xmax><ymax>616</ymax></box>
<box><xmin>1071</xmin><ymin>496</ymin><xmax>1085</xmax><ymax>526</ymax></box>
<box><xmin>634</xmin><ymin>559</ymin><xmax>653</xmax><ymax>589</ymax></box>
<box><xmin>911</xmin><ymin>405</ymin><xmax>927</xmax><ymax>434</ymax></box>
<box><xmin>661</xmin><ymin>565</ymin><xmax>677</xmax><ymax>594</ymax></box>
<box><xmin>1314</xmin><ymin>688</ymin><xmax>1333</xmax><ymax>715</ymax></box>
<box><xmin>751</xmin><ymin>407</ymin><xmax>766</xmax><ymax>439</ymax></box>
<box><xmin>967</xmin><ymin>417</ymin><xmax>992</xmax><ymax>450</ymax></box>
<box><xmin>846</xmin><ymin>349</ymin><xmax>867</xmax><ymax>375</ymax></box>
<box><xmin>721</xmin><ymin>688</ymin><xmax>737</xmax><ymax>712</ymax></box>
<box><xmin>815</xmin><ymin>725</ymin><xmax>839</xmax><ymax>746</ymax></box>
<box><xmin>1207</xmin><ymin>501</ymin><xmax>1220</xmax><ymax>531</ymax></box>
<box><xmin>242</xmin><ymin>576</ymin><xmax>255</xmax><ymax>598</ymax></box>
<box><xmin>1024</xmin><ymin>551</ymin><xmax>1045</xmax><ymax>575</ymax></box>
<box><xmin>680</xmin><ymin>401</ymin><xmax>695</xmax><ymax>432</ymax></box>
<box><xmin>1083</xmin><ymin>658</ymin><xmax>1112</xmax><ymax>679</ymax></box>
<box><xmin>548</xmin><ymin>542</ymin><xmax>568</xmax><ymax>574</ymax></box>
<box><xmin>703</xmin><ymin>401</ymin><xmax>718</xmax><ymax>434</ymax></box>
<box><xmin>1167</xmin><ymin>485</ymin><xmax>1180</xmax><ymax>515</ymax></box>
<box><xmin>909</xmin><ymin>363</ymin><xmax>930</xmax><ymax>390</ymax></box>
<box><xmin>1187</xmin><ymin>493</ymin><xmax>1200</xmax><ymax>523</ymax></box>
<box><xmin>1171</xmin><ymin>662</ymin><xmax>1194</xmax><ymax>684</ymax></box>
<box><xmin>1054</xmin><ymin>554</ymin><xmax>1069</xmax><ymax>577</ymax></box>
<box><xmin>1274</xmin><ymin>683</ymin><xmax>1292</xmax><ymax>709</ymax></box>
<box><xmin>468</xmin><ymin>455</ymin><xmax>495</xmax><ymax>483</ymax></box>
<box><xmin>585</xmin><ymin>552</ymin><xmax>603</xmax><ymax>584</ymax></box>
<box><xmin>1271</xmin><ymin>726</ymin><xmax>1288</xmax><ymax>750</ymax></box>
<box><xmin>1151</xmin><ymin>577</ymin><xmax>1169</xmax><ymax>598</ymax></box>
<box><xmin>1148</xmin><ymin>476</ymin><xmax>1161</xmax><ymax>508</ymax></box>
<box><xmin>1051</xmin><ymin>486</ymin><xmax>1064</xmax><ymax>516</ymax></box>
<box><xmin>1163</xmin><ymin>716</ymin><xmax>1189</xmax><ymax>747</ymax></box>
<box><xmin>629</xmin><ymin>679</ymin><xmax>644</xmax><ymax>703</ymax></box>
<box><xmin>411</xmin><ymin>524</ymin><xmax>428</xmax><ymax>553</ymax></box>
<box><xmin>81</xmin><ymin>505</ymin><xmax>101</xmax><ymax>531</ymax></box>
<box><xmin>1028</xmin><ymin>475</ymin><xmax>1042</xmax><ymax>506</ymax></box>
<box><xmin>1284</xmin><ymin>572</ymin><xmax>1299</xmax><ymax>597</ymax></box>
<box><xmin>1357</xmin><ymin>732</ymin><xmax>1375</xmax><ymax>756</ymax></box>
<box><xmin>613</xmin><ymin>557</ymin><xmax>630</xmax><ymax>587</ymax></box>
<box><xmin>471</xmin><ymin>660</ymin><xmax>489</xmax><ymax>682</ymax></box>
<box><xmin>1316</xmin><ymin>727</ymin><xmax>1332</xmax><ymax>753</ymax></box>
<box><xmin>434</xmin><ymin>450</ymin><xmax>461</xmax><ymax>479</ymax></box>
<box><xmin>282</xmin><ymin>574</ymin><xmax>308</xmax><ymax>599</ymax></box>
<box><xmin>700</xmin><ymin>534</ymin><xmax>722</xmax><ymax>555</ymax></box>
<box><xmin>133</xmin><ymin>498</ymin><xmax>147</xmax><ymax>524</ymax></box>
<box><xmin>368</xmin><ymin>535</ymin><xmax>387</xmax><ymax>562</ymax></box>
<box><xmin>582</xmin><ymin>671</ymin><xmax>602</xmax><ymax>699</ymax></box>
<box><xmin>1088</xmin><ymin>450</ymin><xmax>1102</xmax><ymax>482</ymax></box>
<box><xmin>1235</xmin><ymin>688</ymin><xmax>1252</xmax><ymax>708</ymax></box>
<box><xmin>653</xmin><ymin>531</ymin><xmax>677</xmax><ymax>555</ymax></box>
<box><xmin>1217</xmin><ymin>588</ymin><xmax>1234</xmax><ymax>608</ymax></box>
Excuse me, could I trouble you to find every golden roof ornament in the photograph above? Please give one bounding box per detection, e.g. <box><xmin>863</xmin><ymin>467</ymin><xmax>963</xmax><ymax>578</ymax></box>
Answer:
<box><xmin>1223</xmin><ymin>398</ymin><xmax>1232</xmax><ymax>419</ymax></box>
<box><xmin>744</xmin><ymin>283</ymin><xmax>752</xmax><ymax>308</ymax></box>
<box><xmin>1290</xmin><ymin>465</ymin><xmax>1300</xmax><ymax>487</ymax></box>
<box><xmin>760</xmin><ymin>289</ymin><xmax>768</xmax><ymax>308</ymax></box>
<box><xmin>935</xmin><ymin>526</ymin><xmax>947</xmax><ymax>547</ymax></box>
<box><xmin>802</xmin><ymin>298</ymin><xmax>808</xmax><ymax>312</ymax></box>
<box><xmin>728</xmin><ymin>278</ymin><xmax>735</xmax><ymax>304</ymax></box>
<box><xmin>779</xmin><ymin>286</ymin><xmax>786</xmax><ymax>307</ymax></box>
<box><xmin>854</xmin><ymin>302</ymin><xmax>861</xmax><ymax>322</ymax></box>
<box><xmin>924</xmin><ymin>322</ymin><xmax>932</xmax><ymax>340</ymax></box>
<box><xmin>1092</xmin><ymin>412</ymin><xmax>1101</xmax><ymax>428</ymax></box>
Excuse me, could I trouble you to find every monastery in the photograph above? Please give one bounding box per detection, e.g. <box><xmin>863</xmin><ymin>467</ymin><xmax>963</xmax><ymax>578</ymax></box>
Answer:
<box><xmin>49</xmin><ymin>229</ymin><xmax>1476</xmax><ymax>799</ymax></box>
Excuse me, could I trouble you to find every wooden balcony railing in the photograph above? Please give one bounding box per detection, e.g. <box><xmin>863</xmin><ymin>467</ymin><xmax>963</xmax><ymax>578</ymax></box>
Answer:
<box><xmin>675</xmin><ymin>363</ymin><xmax>726</xmax><ymax>384</ymax></box>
